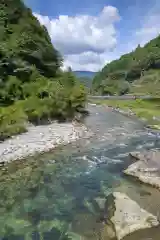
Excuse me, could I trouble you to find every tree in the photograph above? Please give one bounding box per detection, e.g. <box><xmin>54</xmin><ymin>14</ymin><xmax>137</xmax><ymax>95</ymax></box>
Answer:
<box><xmin>0</xmin><ymin>0</ymin><xmax>87</xmax><ymax>139</ymax></box>
<box><xmin>92</xmin><ymin>35</ymin><xmax>160</xmax><ymax>95</ymax></box>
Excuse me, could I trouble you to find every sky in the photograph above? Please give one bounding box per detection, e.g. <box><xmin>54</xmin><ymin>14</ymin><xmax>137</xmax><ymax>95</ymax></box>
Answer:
<box><xmin>25</xmin><ymin>0</ymin><xmax>160</xmax><ymax>71</ymax></box>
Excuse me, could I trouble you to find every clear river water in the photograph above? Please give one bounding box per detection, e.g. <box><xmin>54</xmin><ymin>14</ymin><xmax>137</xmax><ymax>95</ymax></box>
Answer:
<box><xmin>0</xmin><ymin>104</ymin><xmax>160</xmax><ymax>240</ymax></box>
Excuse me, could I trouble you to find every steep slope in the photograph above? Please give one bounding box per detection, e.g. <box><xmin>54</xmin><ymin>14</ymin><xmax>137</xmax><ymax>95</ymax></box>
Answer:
<box><xmin>130</xmin><ymin>70</ymin><xmax>160</xmax><ymax>96</ymax></box>
<box><xmin>92</xmin><ymin>35</ymin><xmax>160</xmax><ymax>95</ymax></box>
<box><xmin>0</xmin><ymin>0</ymin><xmax>62</xmax><ymax>79</ymax></box>
<box><xmin>0</xmin><ymin>0</ymin><xmax>86</xmax><ymax>140</ymax></box>
<box><xmin>77</xmin><ymin>76</ymin><xmax>93</xmax><ymax>89</ymax></box>
<box><xmin>73</xmin><ymin>71</ymin><xmax>95</xmax><ymax>89</ymax></box>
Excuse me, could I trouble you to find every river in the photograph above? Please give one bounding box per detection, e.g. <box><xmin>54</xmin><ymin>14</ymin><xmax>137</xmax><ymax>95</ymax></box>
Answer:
<box><xmin>0</xmin><ymin>105</ymin><xmax>160</xmax><ymax>240</ymax></box>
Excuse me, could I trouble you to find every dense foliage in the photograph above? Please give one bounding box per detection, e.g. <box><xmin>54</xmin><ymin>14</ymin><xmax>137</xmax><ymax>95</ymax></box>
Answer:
<box><xmin>73</xmin><ymin>71</ymin><xmax>94</xmax><ymax>93</ymax></box>
<box><xmin>76</xmin><ymin>77</ymin><xmax>93</xmax><ymax>95</ymax></box>
<box><xmin>92</xmin><ymin>35</ymin><xmax>160</xmax><ymax>95</ymax></box>
<box><xmin>0</xmin><ymin>0</ymin><xmax>61</xmax><ymax>79</ymax></box>
<box><xmin>0</xmin><ymin>0</ymin><xmax>86</xmax><ymax>140</ymax></box>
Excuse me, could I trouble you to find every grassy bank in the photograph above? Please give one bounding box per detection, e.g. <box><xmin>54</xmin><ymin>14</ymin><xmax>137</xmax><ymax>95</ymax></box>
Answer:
<box><xmin>90</xmin><ymin>98</ymin><xmax>160</xmax><ymax>130</ymax></box>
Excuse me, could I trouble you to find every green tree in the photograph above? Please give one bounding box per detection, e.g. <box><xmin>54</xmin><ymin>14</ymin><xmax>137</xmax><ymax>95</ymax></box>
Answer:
<box><xmin>92</xmin><ymin>34</ymin><xmax>160</xmax><ymax>95</ymax></box>
<box><xmin>0</xmin><ymin>0</ymin><xmax>87</xmax><ymax>140</ymax></box>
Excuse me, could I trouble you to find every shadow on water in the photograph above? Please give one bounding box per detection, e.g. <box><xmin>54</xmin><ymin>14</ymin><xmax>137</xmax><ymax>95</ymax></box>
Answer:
<box><xmin>0</xmin><ymin>105</ymin><xmax>160</xmax><ymax>240</ymax></box>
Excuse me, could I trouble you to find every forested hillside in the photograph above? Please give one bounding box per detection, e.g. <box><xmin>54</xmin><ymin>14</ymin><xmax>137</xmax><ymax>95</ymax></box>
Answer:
<box><xmin>74</xmin><ymin>71</ymin><xmax>95</xmax><ymax>90</ymax></box>
<box><xmin>0</xmin><ymin>0</ymin><xmax>86</xmax><ymax>140</ymax></box>
<box><xmin>92</xmin><ymin>35</ymin><xmax>160</xmax><ymax>95</ymax></box>
<box><xmin>74</xmin><ymin>71</ymin><xmax>96</xmax><ymax>78</ymax></box>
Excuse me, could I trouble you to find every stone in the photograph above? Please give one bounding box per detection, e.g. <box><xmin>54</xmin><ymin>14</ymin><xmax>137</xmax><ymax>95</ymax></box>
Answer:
<box><xmin>124</xmin><ymin>150</ymin><xmax>160</xmax><ymax>189</ymax></box>
<box><xmin>110</xmin><ymin>192</ymin><xmax>159</xmax><ymax>240</ymax></box>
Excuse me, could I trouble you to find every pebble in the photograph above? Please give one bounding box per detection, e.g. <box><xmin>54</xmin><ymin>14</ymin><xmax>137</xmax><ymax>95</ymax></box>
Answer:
<box><xmin>0</xmin><ymin>122</ymin><xmax>92</xmax><ymax>163</ymax></box>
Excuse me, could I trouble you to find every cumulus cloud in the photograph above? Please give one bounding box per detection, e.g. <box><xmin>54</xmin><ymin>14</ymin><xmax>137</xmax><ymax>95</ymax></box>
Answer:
<box><xmin>34</xmin><ymin>1</ymin><xmax>160</xmax><ymax>71</ymax></box>
<box><xmin>34</xmin><ymin>6</ymin><xmax>120</xmax><ymax>71</ymax></box>
<box><xmin>112</xmin><ymin>5</ymin><xmax>160</xmax><ymax>65</ymax></box>
<box><xmin>35</xmin><ymin>6</ymin><xmax>120</xmax><ymax>55</ymax></box>
<box><xmin>63</xmin><ymin>52</ymin><xmax>103</xmax><ymax>71</ymax></box>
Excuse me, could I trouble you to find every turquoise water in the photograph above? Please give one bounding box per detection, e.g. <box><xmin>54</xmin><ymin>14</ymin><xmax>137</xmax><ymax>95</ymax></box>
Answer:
<box><xmin>0</xmin><ymin>105</ymin><xmax>160</xmax><ymax>240</ymax></box>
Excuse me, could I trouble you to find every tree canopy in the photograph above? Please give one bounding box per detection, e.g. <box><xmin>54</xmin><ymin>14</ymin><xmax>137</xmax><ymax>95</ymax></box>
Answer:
<box><xmin>0</xmin><ymin>0</ymin><xmax>87</xmax><ymax>140</ymax></box>
<box><xmin>92</xmin><ymin>35</ymin><xmax>160</xmax><ymax>95</ymax></box>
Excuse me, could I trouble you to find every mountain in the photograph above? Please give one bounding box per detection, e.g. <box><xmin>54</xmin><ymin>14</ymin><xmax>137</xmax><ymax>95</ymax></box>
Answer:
<box><xmin>92</xmin><ymin>35</ymin><xmax>160</xmax><ymax>96</ymax></box>
<box><xmin>0</xmin><ymin>0</ymin><xmax>86</xmax><ymax>141</ymax></box>
<box><xmin>73</xmin><ymin>71</ymin><xmax>96</xmax><ymax>89</ymax></box>
<box><xmin>77</xmin><ymin>76</ymin><xmax>93</xmax><ymax>89</ymax></box>
<box><xmin>0</xmin><ymin>0</ymin><xmax>61</xmax><ymax>79</ymax></box>
<box><xmin>74</xmin><ymin>71</ymin><xmax>96</xmax><ymax>78</ymax></box>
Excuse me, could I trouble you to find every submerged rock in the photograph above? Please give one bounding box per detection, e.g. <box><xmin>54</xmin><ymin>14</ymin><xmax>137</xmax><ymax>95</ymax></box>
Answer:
<box><xmin>109</xmin><ymin>192</ymin><xmax>159</xmax><ymax>240</ymax></box>
<box><xmin>124</xmin><ymin>150</ymin><xmax>160</xmax><ymax>189</ymax></box>
<box><xmin>94</xmin><ymin>192</ymin><xmax>159</xmax><ymax>240</ymax></box>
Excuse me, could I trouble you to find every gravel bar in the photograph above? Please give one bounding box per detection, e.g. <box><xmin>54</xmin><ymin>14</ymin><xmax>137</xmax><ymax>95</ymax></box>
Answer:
<box><xmin>0</xmin><ymin>122</ymin><xmax>91</xmax><ymax>163</ymax></box>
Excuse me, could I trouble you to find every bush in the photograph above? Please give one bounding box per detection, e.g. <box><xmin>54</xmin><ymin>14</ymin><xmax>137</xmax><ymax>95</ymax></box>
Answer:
<box><xmin>0</xmin><ymin>0</ymin><xmax>87</xmax><ymax>141</ymax></box>
<box><xmin>0</xmin><ymin>104</ymin><xmax>27</xmax><ymax>141</ymax></box>
<box><xmin>92</xmin><ymin>35</ymin><xmax>160</xmax><ymax>95</ymax></box>
<box><xmin>19</xmin><ymin>97</ymin><xmax>57</xmax><ymax>124</ymax></box>
<box><xmin>0</xmin><ymin>77</ymin><xmax>87</xmax><ymax>141</ymax></box>
<box><xmin>69</xmin><ymin>84</ymin><xmax>87</xmax><ymax>110</ymax></box>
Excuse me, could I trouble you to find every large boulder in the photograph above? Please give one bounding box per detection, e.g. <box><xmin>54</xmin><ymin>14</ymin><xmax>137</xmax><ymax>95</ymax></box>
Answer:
<box><xmin>110</xmin><ymin>192</ymin><xmax>159</xmax><ymax>240</ymax></box>
<box><xmin>94</xmin><ymin>192</ymin><xmax>159</xmax><ymax>240</ymax></box>
<box><xmin>124</xmin><ymin>150</ymin><xmax>160</xmax><ymax>189</ymax></box>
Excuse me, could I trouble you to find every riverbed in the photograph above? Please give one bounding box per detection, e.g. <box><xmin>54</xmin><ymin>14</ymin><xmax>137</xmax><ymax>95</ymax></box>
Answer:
<box><xmin>0</xmin><ymin>104</ymin><xmax>160</xmax><ymax>240</ymax></box>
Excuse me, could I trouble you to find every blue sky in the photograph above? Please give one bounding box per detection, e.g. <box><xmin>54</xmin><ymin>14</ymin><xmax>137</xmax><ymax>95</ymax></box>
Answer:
<box><xmin>25</xmin><ymin>0</ymin><xmax>160</xmax><ymax>71</ymax></box>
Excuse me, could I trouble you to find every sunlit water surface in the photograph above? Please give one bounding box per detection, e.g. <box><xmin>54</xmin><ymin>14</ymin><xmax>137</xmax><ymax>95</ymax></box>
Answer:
<box><xmin>0</xmin><ymin>105</ymin><xmax>160</xmax><ymax>240</ymax></box>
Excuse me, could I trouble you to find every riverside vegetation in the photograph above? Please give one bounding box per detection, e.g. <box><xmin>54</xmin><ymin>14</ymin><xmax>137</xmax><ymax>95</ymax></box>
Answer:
<box><xmin>92</xmin><ymin>35</ymin><xmax>160</xmax><ymax>96</ymax></box>
<box><xmin>91</xmin><ymin>35</ymin><xmax>160</xmax><ymax>128</ymax></box>
<box><xmin>0</xmin><ymin>0</ymin><xmax>87</xmax><ymax>141</ymax></box>
<box><xmin>0</xmin><ymin>1</ymin><xmax>160</xmax><ymax>240</ymax></box>
<box><xmin>90</xmin><ymin>98</ymin><xmax>160</xmax><ymax>129</ymax></box>
<box><xmin>0</xmin><ymin>105</ymin><xmax>160</xmax><ymax>240</ymax></box>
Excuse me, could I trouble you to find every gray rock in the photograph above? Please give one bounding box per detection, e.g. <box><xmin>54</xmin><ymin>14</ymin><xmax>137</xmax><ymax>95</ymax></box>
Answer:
<box><xmin>124</xmin><ymin>150</ymin><xmax>160</xmax><ymax>189</ymax></box>
<box><xmin>110</xmin><ymin>192</ymin><xmax>159</xmax><ymax>240</ymax></box>
<box><xmin>93</xmin><ymin>192</ymin><xmax>159</xmax><ymax>240</ymax></box>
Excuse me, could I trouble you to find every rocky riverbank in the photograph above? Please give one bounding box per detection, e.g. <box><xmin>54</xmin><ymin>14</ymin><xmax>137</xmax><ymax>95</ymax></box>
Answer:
<box><xmin>0</xmin><ymin>121</ymin><xmax>92</xmax><ymax>163</ymax></box>
<box><xmin>124</xmin><ymin>150</ymin><xmax>160</xmax><ymax>189</ymax></box>
<box><xmin>90</xmin><ymin>99</ymin><xmax>160</xmax><ymax>131</ymax></box>
<box><xmin>95</xmin><ymin>192</ymin><xmax>159</xmax><ymax>240</ymax></box>
<box><xmin>112</xmin><ymin>107</ymin><xmax>160</xmax><ymax>131</ymax></box>
<box><xmin>111</xmin><ymin>192</ymin><xmax>159</xmax><ymax>240</ymax></box>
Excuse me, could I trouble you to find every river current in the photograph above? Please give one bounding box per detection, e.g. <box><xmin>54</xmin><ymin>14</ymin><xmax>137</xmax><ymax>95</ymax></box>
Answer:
<box><xmin>0</xmin><ymin>105</ymin><xmax>160</xmax><ymax>240</ymax></box>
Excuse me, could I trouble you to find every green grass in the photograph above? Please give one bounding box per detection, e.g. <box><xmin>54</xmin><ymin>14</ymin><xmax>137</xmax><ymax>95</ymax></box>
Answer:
<box><xmin>90</xmin><ymin>98</ymin><xmax>160</xmax><ymax>129</ymax></box>
<box><xmin>130</xmin><ymin>70</ymin><xmax>160</xmax><ymax>96</ymax></box>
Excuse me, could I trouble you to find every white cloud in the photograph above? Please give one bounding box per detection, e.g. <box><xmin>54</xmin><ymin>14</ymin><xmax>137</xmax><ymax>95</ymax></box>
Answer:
<box><xmin>34</xmin><ymin>6</ymin><xmax>120</xmax><ymax>71</ymax></box>
<box><xmin>35</xmin><ymin>6</ymin><xmax>120</xmax><ymax>55</ymax></box>
<box><xmin>64</xmin><ymin>52</ymin><xmax>103</xmax><ymax>71</ymax></box>
<box><xmin>63</xmin><ymin>51</ymin><xmax>119</xmax><ymax>71</ymax></box>
<box><xmin>34</xmin><ymin>1</ymin><xmax>160</xmax><ymax>72</ymax></box>
<box><xmin>111</xmin><ymin>6</ymin><xmax>160</xmax><ymax>66</ymax></box>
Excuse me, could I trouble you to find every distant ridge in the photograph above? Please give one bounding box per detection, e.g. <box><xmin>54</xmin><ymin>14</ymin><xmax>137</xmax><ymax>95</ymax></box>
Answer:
<box><xmin>74</xmin><ymin>71</ymin><xmax>96</xmax><ymax>78</ymax></box>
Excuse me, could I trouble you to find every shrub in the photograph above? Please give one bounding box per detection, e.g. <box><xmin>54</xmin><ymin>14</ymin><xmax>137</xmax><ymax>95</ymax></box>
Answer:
<box><xmin>0</xmin><ymin>0</ymin><xmax>87</xmax><ymax>141</ymax></box>
<box><xmin>18</xmin><ymin>97</ymin><xmax>51</xmax><ymax>125</ymax></box>
<box><xmin>135</xmin><ymin>99</ymin><xmax>142</xmax><ymax>104</ymax></box>
<box><xmin>0</xmin><ymin>104</ymin><xmax>27</xmax><ymax>141</ymax></box>
<box><xmin>70</xmin><ymin>84</ymin><xmax>87</xmax><ymax>110</ymax></box>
